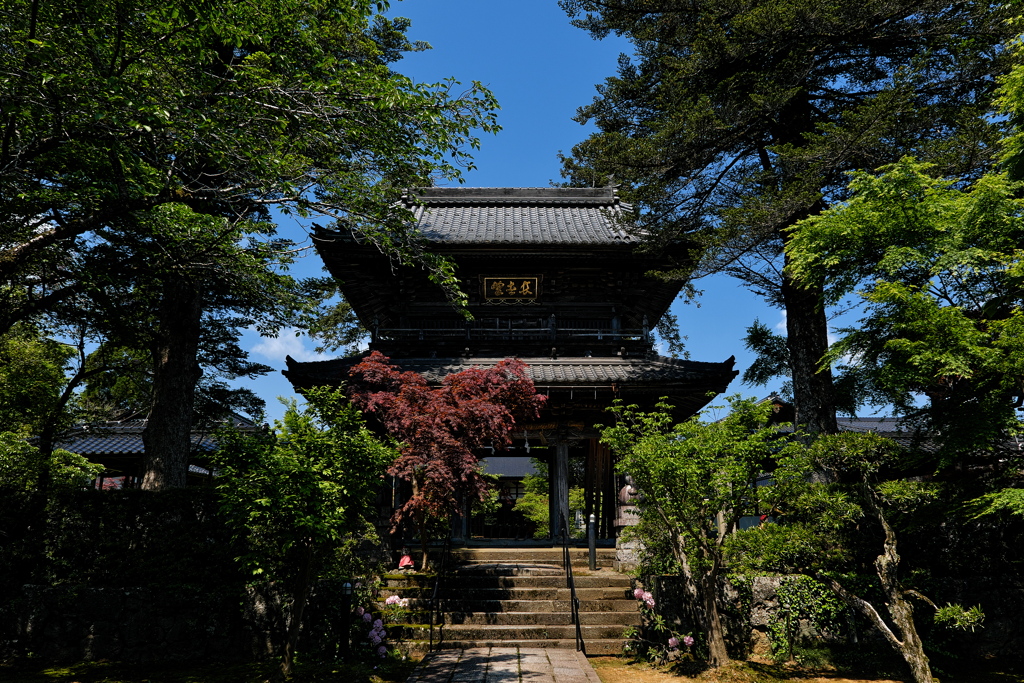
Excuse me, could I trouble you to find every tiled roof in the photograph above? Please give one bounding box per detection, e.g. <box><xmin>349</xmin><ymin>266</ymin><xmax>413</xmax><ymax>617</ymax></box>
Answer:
<box><xmin>58</xmin><ymin>432</ymin><xmax>218</xmax><ymax>456</ymax></box>
<box><xmin>54</xmin><ymin>415</ymin><xmax>255</xmax><ymax>457</ymax></box>
<box><xmin>403</xmin><ymin>187</ymin><xmax>640</xmax><ymax>245</ymax></box>
<box><xmin>284</xmin><ymin>354</ymin><xmax>736</xmax><ymax>389</ymax></box>
<box><xmin>392</xmin><ymin>357</ymin><xmax>731</xmax><ymax>385</ymax></box>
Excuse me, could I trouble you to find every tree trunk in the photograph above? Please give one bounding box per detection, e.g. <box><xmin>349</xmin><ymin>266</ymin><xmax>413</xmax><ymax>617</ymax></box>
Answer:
<box><xmin>142</xmin><ymin>277</ymin><xmax>203</xmax><ymax>490</ymax></box>
<box><xmin>871</xmin><ymin>493</ymin><xmax>935</xmax><ymax>683</ymax></box>
<box><xmin>417</xmin><ymin>514</ymin><xmax>432</xmax><ymax>572</ymax></box>
<box><xmin>826</xmin><ymin>492</ymin><xmax>935</xmax><ymax>683</ymax></box>
<box><xmin>781</xmin><ymin>255</ymin><xmax>838</xmax><ymax>435</ymax></box>
<box><xmin>701</xmin><ymin>567</ymin><xmax>731</xmax><ymax>667</ymax></box>
<box><xmin>278</xmin><ymin>542</ymin><xmax>316</xmax><ymax>681</ymax></box>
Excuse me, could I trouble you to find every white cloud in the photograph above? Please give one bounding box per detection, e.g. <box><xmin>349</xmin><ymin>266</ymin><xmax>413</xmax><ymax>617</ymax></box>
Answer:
<box><xmin>250</xmin><ymin>328</ymin><xmax>336</xmax><ymax>364</ymax></box>
<box><xmin>775</xmin><ymin>311</ymin><xmax>787</xmax><ymax>331</ymax></box>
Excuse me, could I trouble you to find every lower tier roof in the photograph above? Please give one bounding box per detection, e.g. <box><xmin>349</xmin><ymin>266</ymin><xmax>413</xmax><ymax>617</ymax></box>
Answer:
<box><xmin>284</xmin><ymin>353</ymin><xmax>737</xmax><ymax>419</ymax></box>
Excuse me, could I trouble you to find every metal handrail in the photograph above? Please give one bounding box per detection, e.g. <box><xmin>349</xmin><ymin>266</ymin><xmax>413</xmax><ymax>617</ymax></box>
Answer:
<box><xmin>428</xmin><ymin>536</ymin><xmax>451</xmax><ymax>651</ymax></box>
<box><xmin>560</xmin><ymin>514</ymin><xmax>585</xmax><ymax>654</ymax></box>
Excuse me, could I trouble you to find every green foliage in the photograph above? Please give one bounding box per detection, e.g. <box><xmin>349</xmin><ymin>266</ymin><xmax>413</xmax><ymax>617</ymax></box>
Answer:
<box><xmin>0</xmin><ymin>327</ymin><xmax>75</xmax><ymax>434</ymax></box>
<box><xmin>211</xmin><ymin>386</ymin><xmax>395</xmax><ymax>674</ymax></box>
<box><xmin>934</xmin><ymin>603</ymin><xmax>984</xmax><ymax>632</ymax></box>
<box><xmin>0</xmin><ymin>0</ymin><xmax>500</xmax><ymax>332</ymax></box>
<box><xmin>513</xmin><ymin>491</ymin><xmax>550</xmax><ymax>539</ymax></box>
<box><xmin>0</xmin><ymin>432</ymin><xmax>102</xmax><ymax>493</ymax></box>
<box><xmin>741</xmin><ymin>321</ymin><xmax>791</xmax><ymax>391</ymax></box>
<box><xmin>788</xmin><ymin>157</ymin><xmax>1024</xmax><ymax>458</ymax></box>
<box><xmin>621</xmin><ymin>518</ymin><xmax>682</xmax><ymax>577</ymax></box>
<box><xmin>602</xmin><ymin>396</ymin><xmax>812</xmax><ymax>664</ymax></box>
<box><xmin>561</xmin><ymin>0</ymin><xmax>1015</xmax><ymax>437</ymax></box>
<box><xmin>966</xmin><ymin>488</ymin><xmax>1024</xmax><ymax>518</ymax></box>
<box><xmin>765</xmin><ymin>576</ymin><xmax>846</xmax><ymax>664</ymax></box>
<box><xmin>512</xmin><ymin>482</ymin><xmax>586</xmax><ymax>539</ymax></box>
<box><xmin>603</xmin><ymin>396</ymin><xmax>810</xmax><ymax>576</ymax></box>
<box><xmin>0</xmin><ymin>485</ymin><xmax>244</xmax><ymax>596</ymax></box>
<box><xmin>211</xmin><ymin>386</ymin><xmax>395</xmax><ymax>582</ymax></box>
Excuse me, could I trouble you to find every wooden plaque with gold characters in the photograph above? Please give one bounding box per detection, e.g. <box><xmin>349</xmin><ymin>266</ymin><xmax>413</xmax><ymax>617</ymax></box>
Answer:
<box><xmin>482</xmin><ymin>277</ymin><xmax>540</xmax><ymax>302</ymax></box>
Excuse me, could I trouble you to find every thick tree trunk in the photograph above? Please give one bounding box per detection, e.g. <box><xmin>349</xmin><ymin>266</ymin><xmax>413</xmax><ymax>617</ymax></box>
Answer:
<box><xmin>701</xmin><ymin>568</ymin><xmax>731</xmax><ymax>667</ymax></box>
<box><xmin>142</xmin><ymin>277</ymin><xmax>203</xmax><ymax>490</ymax></box>
<box><xmin>781</xmin><ymin>255</ymin><xmax>838</xmax><ymax>435</ymax></box>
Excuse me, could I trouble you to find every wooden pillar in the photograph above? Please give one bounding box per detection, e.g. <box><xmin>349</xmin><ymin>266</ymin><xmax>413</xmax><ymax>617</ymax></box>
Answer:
<box><xmin>552</xmin><ymin>441</ymin><xmax>570</xmax><ymax>540</ymax></box>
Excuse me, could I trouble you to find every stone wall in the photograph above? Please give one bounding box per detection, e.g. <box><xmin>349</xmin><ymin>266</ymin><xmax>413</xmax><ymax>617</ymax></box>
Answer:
<box><xmin>645</xmin><ymin>574</ymin><xmax>1024</xmax><ymax>662</ymax></box>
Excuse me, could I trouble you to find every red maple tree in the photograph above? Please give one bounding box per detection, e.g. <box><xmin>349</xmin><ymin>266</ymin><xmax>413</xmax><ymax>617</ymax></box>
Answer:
<box><xmin>348</xmin><ymin>351</ymin><xmax>545</xmax><ymax>568</ymax></box>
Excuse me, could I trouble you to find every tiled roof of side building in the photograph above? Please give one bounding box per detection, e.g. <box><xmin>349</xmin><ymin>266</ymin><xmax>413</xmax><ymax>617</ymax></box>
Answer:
<box><xmin>58</xmin><ymin>433</ymin><xmax>219</xmax><ymax>457</ymax></box>
<box><xmin>403</xmin><ymin>186</ymin><xmax>640</xmax><ymax>245</ymax></box>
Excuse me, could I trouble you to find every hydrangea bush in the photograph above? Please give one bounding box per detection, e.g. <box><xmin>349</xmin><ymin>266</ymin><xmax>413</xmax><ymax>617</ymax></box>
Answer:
<box><xmin>623</xmin><ymin>585</ymin><xmax>696</xmax><ymax>663</ymax></box>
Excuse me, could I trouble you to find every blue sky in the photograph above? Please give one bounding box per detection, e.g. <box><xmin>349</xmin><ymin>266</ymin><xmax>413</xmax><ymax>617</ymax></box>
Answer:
<box><xmin>240</xmin><ymin>0</ymin><xmax>790</xmax><ymax>423</ymax></box>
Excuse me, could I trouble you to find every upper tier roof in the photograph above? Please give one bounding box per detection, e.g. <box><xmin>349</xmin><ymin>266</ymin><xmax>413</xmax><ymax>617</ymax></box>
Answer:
<box><xmin>402</xmin><ymin>186</ymin><xmax>640</xmax><ymax>246</ymax></box>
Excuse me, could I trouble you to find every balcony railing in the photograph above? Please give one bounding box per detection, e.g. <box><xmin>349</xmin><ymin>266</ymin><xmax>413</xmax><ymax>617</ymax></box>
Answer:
<box><xmin>373</xmin><ymin>326</ymin><xmax>652</xmax><ymax>344</ymax></box>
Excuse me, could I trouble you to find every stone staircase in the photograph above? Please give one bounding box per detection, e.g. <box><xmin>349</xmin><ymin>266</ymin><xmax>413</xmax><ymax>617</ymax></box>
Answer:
<box><xmin>380</xmin><ymin>547</ymin><xmax>639</xmax><ymax>655</ymax></box>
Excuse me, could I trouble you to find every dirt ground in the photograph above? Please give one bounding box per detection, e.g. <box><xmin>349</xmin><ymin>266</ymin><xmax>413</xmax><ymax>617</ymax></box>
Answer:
<box><xmin>587</xmin><ymin>656</ymin><xmax>1024</xmax><ymax>683</ymax></box>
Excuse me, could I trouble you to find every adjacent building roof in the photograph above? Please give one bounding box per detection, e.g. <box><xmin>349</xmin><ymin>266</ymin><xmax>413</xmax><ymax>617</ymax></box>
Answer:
<box><xmin>402</xmin><ymin>187</ymin><xmax>641</xmax><ymax>246</ymax></box>
<box><xmin>54</xmin><ymin>415</ymin><xmax>257</xmax><ymax>477</ymax></box>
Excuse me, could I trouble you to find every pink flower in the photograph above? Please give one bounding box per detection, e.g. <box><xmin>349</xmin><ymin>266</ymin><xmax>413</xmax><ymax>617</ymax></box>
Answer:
<box><xmin>633</xmin><ymin>587</ymin><xmax>644</xmax><ymax>600</ymax></box>
<box><xmin>642</xmin><ymin>591</ymin><xmax>655</xmax><ymax>608</ymax></box>
<box><xmin>668</xmin><ymin>637</ymin><xmax>679</xmax><ymax>649</ymax></box>
<box><xmin>355</xmin><ymin>606</ymin><xmax>365</xmax><ymax>616</ymax></box>
<box><xmin>683</xmin><ymin>635</ymin><xmax>695</xmax><ymax>648</ymax></box>
<box><xmin>385</xmin><ymin>595</ymin><xmax>400</xmax><ymax>605</ymax></box>
<box><xmin>355</xmin><ymin>582</ymin><xmax>363</xmax><ymax>588</ymax></box>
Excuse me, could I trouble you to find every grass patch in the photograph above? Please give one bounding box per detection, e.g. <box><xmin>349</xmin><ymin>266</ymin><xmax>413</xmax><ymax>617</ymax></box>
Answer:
<box><xmin>0</xmin><ymin>657</ymin><xmax>419</xmax><ymax>683</ymax></box>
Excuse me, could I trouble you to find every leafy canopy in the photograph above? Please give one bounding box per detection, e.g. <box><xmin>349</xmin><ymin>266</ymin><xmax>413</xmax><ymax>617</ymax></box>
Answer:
<box><xmin>787</xmin><ymin>158</ymin><xmax>1024</xmax><ymax>458</ymax></box>
<box><xmin>0</xmin><ymin>0</ymin><xmax>500</xmax><ymax>332</ymax></box>
<box><xmin>210</xmin><ymin>386</ymin><xmax>395</xmax><ymax>581</ymax></box>
<box><xmin>602</xmin><ymin>397</ymin><xmax>809</xmax><ymax>574</ymax></box>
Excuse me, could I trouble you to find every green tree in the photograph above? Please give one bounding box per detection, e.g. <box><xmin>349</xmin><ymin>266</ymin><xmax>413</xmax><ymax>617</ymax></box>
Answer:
<box><xmin>0</xmin><ymin>0</ymin><xmax>497</xmax><ymax>332</ymax></box>
<box><xmin>787</xmin><ymin>158</ymin><xmax>1024</xmax><ymax>461</ymax></box>
<box><xmin>560</xmin><ymin>0</ymin><xmax>1016</xmax><ymax>434</ymax></box>
<box><xmin>600</xmin><ymin>397</ymin><xmax>809</xmax><ymax>667</ymax></box>
<box><xmin>211</xmin><ymin>386</ymin><xmax>395</xmax><ymax>679</ymax></box>
<box><xmin>0</xmin><ymin>0</ymin><xmax>498</xmax><ymax>488</ymax></box>
<box><xmin>0</xmin><ymin>325</ymin><xmax>75</xmax><ymax>436</ymax></box>
<box><xmin>729</xmin><ymin>432</ymin><xmax>982</xmax><ymax>683</ymax></box>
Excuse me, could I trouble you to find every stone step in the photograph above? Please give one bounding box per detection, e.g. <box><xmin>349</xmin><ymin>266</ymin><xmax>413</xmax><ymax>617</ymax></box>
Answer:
<box><xmin>383</xmin><ymin>610</ymin><xmax>640</xmax><ymax>626</ymax></box>
<box><xmin>463</xmin><ymin>587</ymin><xmax>628</xmax><ymax>600</ymax></box>
<box><xmin>450</xmin><ymin>548</ymin><xmax>616</xmax><ymax>565</ymax></box>
<box><xmin>425</xmin><ymin>638</ymin><xmax>627</xmax><ymax>656</ymax></box>
<box><xmin>385</xmin><ymin>574</ymin><xmax>631</xmax><ymax>590</ymax></box>
<box><xmin>394</xmin><ymin>623</ymin><xmax>630</xmax><ymax>641</ymax></box>
<box><xmin>441</xmin><ymin>610</ymin><xmax>640</xmax><ymax>626</ymax></box>
<box><xmin>390</xmin><ymin>587</ymin><xmax>631</xmax><ymax>601</ymax></box>
<box><xmin>377</xmin><ymin>598</ymin><xmax>639</xmax><ymax>613</ymax></box>
<box><xmin>396</xmin><ymin>599</ymin><xmax>639</xmax><ymax>612</ymax></box>
<box><xmin>450</xmin><ymin>564</ymin><xmax>565</xmax><ymax>577</ymax></box>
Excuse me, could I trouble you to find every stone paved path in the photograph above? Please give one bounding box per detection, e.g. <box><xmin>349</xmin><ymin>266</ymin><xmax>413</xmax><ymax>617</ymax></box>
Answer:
<box><xmin>406</xmin><ymin>647</ymin><xmax>602</xmax><ymax>683</ymax></box>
